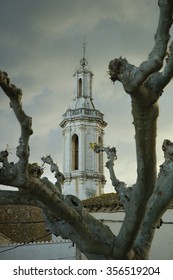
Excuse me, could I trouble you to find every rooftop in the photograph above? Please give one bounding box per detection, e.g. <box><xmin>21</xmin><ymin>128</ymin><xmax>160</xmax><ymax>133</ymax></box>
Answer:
<box><xmin>82</xmin><ymin>192</ymin><xmax>123</xmax><ymax>213</ymax></box>
<box><xmin>0</xmin><ymin>205</ymin><xmax>51</xmax><ymax>244</ymax></box>
<box><xmin>82</xmin><ymin>192</ymin><xmax>173</xmax><ymax>212</ymax></box>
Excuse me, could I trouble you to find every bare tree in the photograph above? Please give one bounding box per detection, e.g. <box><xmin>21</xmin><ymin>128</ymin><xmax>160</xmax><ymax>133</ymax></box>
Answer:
<box><xmin>0</xmin><ymin>0</ymin><xmax>173</xmax><ymax>259</ymax></box>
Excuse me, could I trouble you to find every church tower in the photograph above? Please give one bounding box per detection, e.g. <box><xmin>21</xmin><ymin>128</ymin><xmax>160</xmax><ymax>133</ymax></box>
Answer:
<box><xmin>60</xmin><ymin>43</ymin><xmax>107</xmax><ymax>200</ymax></box>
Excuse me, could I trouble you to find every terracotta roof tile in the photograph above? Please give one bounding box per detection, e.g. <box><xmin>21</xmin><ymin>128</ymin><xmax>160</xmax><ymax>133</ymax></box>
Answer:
<box><xmin>82</xmin><ymin>193</ymin><xmax>124</xmax><ymax>212</ymax></box>
<box><xmin>0</xmin><ymin>205</ymin><xmax>51</xmax><ymax>244</ymax></box>
<box><xmin>82</xmin><ymin>193</ymin><xmax>173</xmax><ymax>212</ymax></box>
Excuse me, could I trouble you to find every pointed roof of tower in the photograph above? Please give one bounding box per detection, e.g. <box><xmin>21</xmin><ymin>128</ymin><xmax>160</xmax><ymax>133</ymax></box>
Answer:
<box><xmin>60</xmin><ymin>42</ymin><xmax>107</xmax><ymax>128</ymax></box>
<box><xmin>80</xmin><ymin>37</ymin><xmax>88</xmax><ymax>67</ymax></box>
<box><xmin>74</xmin><ymin>39</ymin><xmax>93</xmax><ymax>75</ymax></box>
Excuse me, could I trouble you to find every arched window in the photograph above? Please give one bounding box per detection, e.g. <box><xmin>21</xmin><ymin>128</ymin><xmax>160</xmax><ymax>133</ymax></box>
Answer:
<box><xmin>78</xmin><ymin>78</ymin><xmax>82</xmax><ymax>97</ymax></box>
<box><xmin>72</xmin><ymin>134</ymin><xmax>79</xmax><ymax>170</ymax></box>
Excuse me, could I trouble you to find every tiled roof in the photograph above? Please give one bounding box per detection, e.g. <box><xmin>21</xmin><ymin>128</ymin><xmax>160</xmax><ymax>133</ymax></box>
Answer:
<box><xmin>0</xmin><ymin>205</ymin><xmax>51</xmax><ymax>244</ymax></box>
<box><xmin>82</xmin><ymin>192</ymin><xmax>173</xmax><ymax>212</ymax></box>
<box><xmin>82</xmin><ymin>192</ymin><xmax>123</xmax><ymax>212</ymax></box>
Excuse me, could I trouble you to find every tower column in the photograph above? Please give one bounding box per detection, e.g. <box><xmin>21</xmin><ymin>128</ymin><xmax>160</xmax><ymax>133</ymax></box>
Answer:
<box><xmin>79</xmin><ymin>125</ymin><xmax>85</xmax><ymax>172</ymax></box>
<box><xmin>63</xmin><ymin>127</ymin><xmax>71</xmax><ymax>174</ymax></box>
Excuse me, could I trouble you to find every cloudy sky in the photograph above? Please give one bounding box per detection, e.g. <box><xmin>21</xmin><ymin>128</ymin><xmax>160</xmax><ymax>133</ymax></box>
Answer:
<box><xmin>0</xmin><ymin>0</ymin><xmax>173</xmax><ymax>193</ymax></box>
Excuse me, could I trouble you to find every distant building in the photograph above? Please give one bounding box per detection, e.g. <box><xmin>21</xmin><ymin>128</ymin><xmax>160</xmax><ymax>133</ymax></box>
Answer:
<box><xmin>60</xmin><ymin>43</ymin><xmax>107</xmax><ymax>200</ymax></box>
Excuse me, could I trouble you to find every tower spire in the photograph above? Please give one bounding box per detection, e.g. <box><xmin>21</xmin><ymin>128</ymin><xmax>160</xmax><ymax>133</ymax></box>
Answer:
<box><xmin>83</xmin><ymin>35</ymin><xmax>87</xmax><ymax>59</ymax></box>
<box><xmin>80</xmin><ymin>35</ymin><xmax>88</xmax><ymax>67</ymax></box>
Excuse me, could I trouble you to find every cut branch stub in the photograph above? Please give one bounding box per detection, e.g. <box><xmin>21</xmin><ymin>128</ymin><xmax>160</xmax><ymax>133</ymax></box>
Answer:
<box><xmin>162</xmin><ymin>139</ymin><xmax>173</xmax><ymax>161</ymax></box>
<box><xmin>108</xmin><ymin>57</ymin><xmax>127</xmax><ymax>83</ymax></box>
<box><xmin>89</xmin><ymin>143</ymin><xmax>117</xmax><ymax>161</ymax></box>
<box><xmin>41</xmin><ymin>155</ymin><xmax>64</xmax><ymax>193</ymax></box>
<box><xmin>0</xmin><ymin>150</ymin><xmax>9</xmax><ymax>164</ymax></box>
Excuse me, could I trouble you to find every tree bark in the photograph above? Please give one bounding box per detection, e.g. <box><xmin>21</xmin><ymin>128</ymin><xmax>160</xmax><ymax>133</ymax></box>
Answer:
<box><xmin>108</xmin><ymin>0</ymin><xmax>173</xmax><ymax>259</ymax></box>
<box><xmin>114</xmin><ymin>100</ymin><xmax>158</xmax><ymax>258</ymax></box>
<box><xmin>134</xmin><ymin>140</ymin><xmax>173</xmax><ymax>259</ymax></box>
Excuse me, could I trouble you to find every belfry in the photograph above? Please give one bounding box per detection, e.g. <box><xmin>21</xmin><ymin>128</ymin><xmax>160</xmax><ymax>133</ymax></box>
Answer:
<box><xmin>60</xmin><ymin>43</ymin><xmax>107</xmax><ymax>200</ymax></box>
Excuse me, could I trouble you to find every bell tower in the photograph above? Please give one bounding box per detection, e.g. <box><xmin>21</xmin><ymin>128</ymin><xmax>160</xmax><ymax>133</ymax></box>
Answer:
<box><xmin>60</xmin><ymin>43</ymin><xmax>107</xmax><ymax>200</ymax></box>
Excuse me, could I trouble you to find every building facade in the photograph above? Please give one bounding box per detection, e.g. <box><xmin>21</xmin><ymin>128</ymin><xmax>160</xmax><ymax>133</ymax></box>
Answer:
<box><xmin>60</xmin><ymin>46</ymin><xmax>107</xmax><ymax>200</ymax></box>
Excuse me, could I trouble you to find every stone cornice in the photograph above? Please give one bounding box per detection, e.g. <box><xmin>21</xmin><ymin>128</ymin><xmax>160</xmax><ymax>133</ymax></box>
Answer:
<box><xmin>60</xmin><ymin>108</ymin><xmax>107</xmax><ymax>128</ymax></box>
<box><xmin>63</xmin><ymin>171</ymin><xmax>106</xmax><ymax>184</ymax></box>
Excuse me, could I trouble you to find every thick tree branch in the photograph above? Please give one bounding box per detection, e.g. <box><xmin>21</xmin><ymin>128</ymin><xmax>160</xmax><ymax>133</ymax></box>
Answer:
<box><xmin>131</xmin><ymin>0</ymin><xmax>173</xmax><ymax>90</ymax></box>
<box><xmin>109</xmin><ymin>0</ymin><xmax>173</xmax><ymax>95</ymax></box>
<box><xmin>162</xmin><ymin>41</ymin><xmax>173</xmax><ymax>82</ymax></box>
<box><xmin>0</xmin><ymin>70</ymin><xmax>32</xmax><ymax>187</ymax></box>
<box><xmin>42</xmin><ymin>194</ymin><xmax>116</xmax><ymax>259</ymax></box>
<box><xmin>134</xmin><ymin>139</ymin><xmax>173</xmax><ymax>259</ymax></box>
<box><xmin>107</xmin><ymin>0</ymin><xmax>173</xmax><ymax>259</ymax></box>
<box><xmin>148</xmin><ymin>0</ymin><xmax>173</xmax><ymax>61</ymax></box>
<box><xmin>113</xmin><ymin>100</ymin><xmax>159</xmax><ymax>259</ymax></box>
<box><xmin>152</xmin><ymin>41</ymin><xmax>173</xmax><ymax>91</ymax></box>
<box><xmin>0</xmin><ymin>71</ymin><xmax>32</xmax><ymax>165</ymax></box>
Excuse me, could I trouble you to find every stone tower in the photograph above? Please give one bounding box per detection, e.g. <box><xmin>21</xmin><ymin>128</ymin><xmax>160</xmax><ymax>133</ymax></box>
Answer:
<box><xmin>60</xmin><ymin>43</ymin><xmax>107</xmax><ymax>200</ymax></box>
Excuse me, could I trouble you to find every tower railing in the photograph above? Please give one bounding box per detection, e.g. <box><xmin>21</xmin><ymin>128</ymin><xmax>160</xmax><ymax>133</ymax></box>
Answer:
<box><xmin>63</xmin><ymin>108</ymin><xmax>104</xmax><ymax>120</ymax></box>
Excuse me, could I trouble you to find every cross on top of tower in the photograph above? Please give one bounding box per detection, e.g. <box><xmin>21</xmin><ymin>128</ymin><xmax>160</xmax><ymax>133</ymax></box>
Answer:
<box><xmin>80</xmin><ymin>36</ymin><xmax>88</xmax><ymax>67</ymax></box>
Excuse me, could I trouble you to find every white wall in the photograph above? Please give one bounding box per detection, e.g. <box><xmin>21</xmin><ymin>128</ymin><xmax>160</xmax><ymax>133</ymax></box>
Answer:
<box><xmin>91</xmin><ymin>209</ymin><xmax>173</xmax><ymax>260</ymax></box>
<box><xmin>0</xmin><ymin>241</ymin><xmax>75</xmax><ymax>260</ymax></box>
<box><xmin>150</xmin><ymin>210</ymin><xmax>173</xmax><ymax>259</ymax></box>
